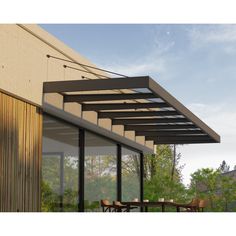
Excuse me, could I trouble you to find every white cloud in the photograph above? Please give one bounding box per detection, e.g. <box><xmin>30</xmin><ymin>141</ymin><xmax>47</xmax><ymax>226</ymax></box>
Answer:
<box><xmin>187</xmin><ymin>25</ymin><xmax>236</xmax><ymax>52</ymax></box>
<box><xmin>100</xmin><ymin>56</ymin><xmax>167</xmax><ymax>77</ymax></box>
<box><xmin>96</xmin><ymin>35</ymin><xmax>176</xmax><ymax>78</ymax></box>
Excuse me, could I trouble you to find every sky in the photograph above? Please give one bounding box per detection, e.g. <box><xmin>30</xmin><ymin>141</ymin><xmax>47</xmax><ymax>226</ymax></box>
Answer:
<box><xmin>41</xmin><ymin>24</ymin><xmax>236</xmax><ymax>186</ymax></box>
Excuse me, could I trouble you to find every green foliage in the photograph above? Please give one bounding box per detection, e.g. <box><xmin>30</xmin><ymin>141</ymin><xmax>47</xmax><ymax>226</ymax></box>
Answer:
<box><xmin>218</xmin><ymin>175</ymin><xmax>236</xmax><ymax>211</ymax></box>
<box><xmin>42</xmin><ymin>152</ymin><xmax>141</xmax><ymax>211</ymax></box>
<box><xmin>42</xmin><ymin>154</ymin><xmax>79</xmax><ymax>212</ymax></box>
<box><xmin>41</xmin><ymin>147</ymin><xmax>236</xmax><ymax>212</ymax></box>
<box><xmin>144</xmin><ymin>145</ymin><xmax>189</xmax><ymax>211</ymax></box>
<box><xmin>189</xmin><ymin>166</ymin><xmax>236</xmax><ymax>212</ymax></box>
<box><xmin>189</xmin><ymin>168</ymin><xmax>220</xmax><ymax>211</ymax></box>
<box><xmin>85</xmin><ymin>175</ymin><xmax>116</xmax><ymax>202</ymax></box>
<box><xmin>218</xmin><ymin>160</ymin><xmax>230</xmax><ymax>173</ymax></box>
<box><xmin>41</xmin><ymin>180</ymin><xmax>60</xmax><ymax>212</ymax></box>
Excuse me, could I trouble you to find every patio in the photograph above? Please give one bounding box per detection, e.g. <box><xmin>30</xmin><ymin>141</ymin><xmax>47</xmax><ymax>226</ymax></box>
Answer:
<box><xmin>42</xmin><ymin>70</ymin><xmax>220</xmax><ymax>212</ymax></box>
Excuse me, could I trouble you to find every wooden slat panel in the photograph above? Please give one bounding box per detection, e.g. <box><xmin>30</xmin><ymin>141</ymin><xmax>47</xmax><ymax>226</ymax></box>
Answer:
<box><xmin>0</xmin><ymin>91</ymin><xmax>42</xmax><ymax>212</ymax></box>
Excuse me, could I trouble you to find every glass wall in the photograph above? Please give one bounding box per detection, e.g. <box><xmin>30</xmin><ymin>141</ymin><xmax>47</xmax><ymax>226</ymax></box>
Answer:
<box><xmin>42</xmin><ymin>114</ymin><xmax>143</xmax><ymax>212</ymax></box>
<box><xmin>84</xmin><ymin>131</ymin><xmax>117</xmax><ymax>211</ymax></box>
<box><xmin>122</xmin><ymin>147</ymin><xmax>141</xmax><ymax>202</ymax></box>
<box><xmin>42</xmin><ymin>114</ymin><xmax>79</xmax><ymax>212</ymax></box>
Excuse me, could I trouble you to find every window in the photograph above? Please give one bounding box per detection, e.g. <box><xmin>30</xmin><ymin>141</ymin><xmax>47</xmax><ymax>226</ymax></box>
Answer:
<box><xmin>122</xmin><ymin>147</ymin><xmax>140</xmax><ymax>202</ymax></box>
<box><xmin>42</xmin><ymin>114</ymin><xmax>79</xmax><ymax>212</ymax></box>
<box><xmin>84</xmin><ymin>131</ymin><xmax>117</xmax><ymax>211</ymax></box>
<box><xmin>42</xmin><ymin>114</ymin><xmax>143</xmax><ymax>212</ymax></box>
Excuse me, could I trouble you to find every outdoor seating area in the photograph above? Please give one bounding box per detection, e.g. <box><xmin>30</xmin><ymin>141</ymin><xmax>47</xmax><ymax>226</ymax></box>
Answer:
<box><xmin>100</xmin><ymin>198</ymin><xmax>208</xmax><ymax>212</ymax></box>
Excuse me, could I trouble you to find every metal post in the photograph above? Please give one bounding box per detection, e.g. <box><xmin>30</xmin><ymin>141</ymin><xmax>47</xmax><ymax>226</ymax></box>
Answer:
<box><xmin>117</xmin><ymin>144</ymin><xmax>122</xmax><ymax>201</ymax></box>
<box><xmin>79</xmin><ymin>129</ymin><xmax>85</xmax><ymax>212</ymax></box>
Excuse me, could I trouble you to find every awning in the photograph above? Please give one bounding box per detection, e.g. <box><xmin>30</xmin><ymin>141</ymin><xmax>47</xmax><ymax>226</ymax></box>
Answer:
<box><xmin>43</xmin><ymin>76</ymin><xmax>220</xmax><ymax>145</ymax></box>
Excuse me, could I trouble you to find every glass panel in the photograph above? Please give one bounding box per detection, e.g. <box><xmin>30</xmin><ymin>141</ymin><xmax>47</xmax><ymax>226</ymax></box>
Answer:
<box><xmin>122</xmin><ymin>147</ymin><xmax>140</xmax><ymax>202</ymax></box>
<box><xmin>85</xmin><ymin>131</ymin><xmax>117</xmax><ymax>212</ymax></box>
<box><xmin>42</xmin><ymin>153</ymin><xmax>61</xmax><ymax>212</ymax></box>
<box><xmin>133</xmin><ymin>88</ymin><xmax>152</xmax><ymax>93</ymax></box>
<box><xmin>42</xmin><ymin>114</ymin><xmax>79</xmax><ymax>212</ymax></box>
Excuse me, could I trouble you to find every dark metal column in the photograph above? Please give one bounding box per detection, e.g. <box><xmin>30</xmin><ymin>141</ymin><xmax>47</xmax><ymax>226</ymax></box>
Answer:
<box><xmin>117</xmin><ymin>144</ymin><xmax>122</xmax><ymax>201</ymax></box>
<box><xmin>140</xmin><ymin>152</ymin><xmax>144</xmax><ymax>212</ymax></box>
<box><xmin>79</xmin><ymin>129</ymin><xmax>85</xmax><ymax>212</ymax></box>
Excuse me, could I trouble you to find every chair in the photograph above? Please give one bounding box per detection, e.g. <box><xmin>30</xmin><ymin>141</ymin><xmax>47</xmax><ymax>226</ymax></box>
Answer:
<box><xmin>113</xmin><ymin>201</ymin><xmax>130</xmax><ymax>212</ymax></box>
<box><xmin>177</xmin><ymin>198</ymin><xmax>200</xmax><ymax>212</ymax></box>
<box><xmin>101</xmin><ymin>199</ymin><xmax>114</xmax><ymax>212</ymax></box>
<box><xmin>188</xmin><ymin>198</ymin><xmax>200</xmax><ymax>212</ymax></box>
<box><xmin>113</xmin><ymin>201</ymin><xmax>138</xmax><ymax>212</ymax></box>
<box><xmin>198</xmin><ymin>199</ymin><xmax>207</xmax><ymax>212</ymax></box>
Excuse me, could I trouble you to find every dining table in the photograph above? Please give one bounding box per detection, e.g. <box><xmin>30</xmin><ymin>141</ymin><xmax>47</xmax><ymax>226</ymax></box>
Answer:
<box><xmin>121</xmin><ymin>201</ymin><xmax>184</xmax><ymax>212</ymax></box>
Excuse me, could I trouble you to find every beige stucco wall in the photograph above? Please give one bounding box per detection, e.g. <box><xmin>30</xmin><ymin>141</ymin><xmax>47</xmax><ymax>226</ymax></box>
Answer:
<box><xmin>0</xmin><ymin>24</ymin><xmax>154</xmax><ymax>151</ymax></box>
<box><xmin>0</xmin><ymin>24</ymin><xmax>99</xmax><ymax>105</ymax></box>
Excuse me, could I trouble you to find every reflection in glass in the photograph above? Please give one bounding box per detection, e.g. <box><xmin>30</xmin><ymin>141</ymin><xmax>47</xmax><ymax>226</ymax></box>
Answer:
<box><xmin>122</xmin><ymin>147</ymin><xmax>140</xmax><ymax>202</ymax></box>
<box><xmin>42</xmin><ymin>114</ymin><xmax>79</xmax><ymax>212</ymax></box>
<box><xmin>85</xmin><ymin>131</ymin><xmax>117</xmax><ymax>212</ymax></box>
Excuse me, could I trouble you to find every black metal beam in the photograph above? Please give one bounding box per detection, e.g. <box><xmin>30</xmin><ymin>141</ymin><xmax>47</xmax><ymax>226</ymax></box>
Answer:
<box><xmin>64</xmin><ymin>93</ymin><xmax>156</xmax><ymax>102</ymax></box>
<box><xmin>113</xmin><ymin>118</ymin><xmax>190</xmax><ymax>125</ymax></box>
<box><xmin>149</xmin><ymin>135</ymin><xmax>211</xmax><ymax>143</ymax></box>
<box><xmin>43</xmin><ymin>76</ymin><xmax>150</xmax><ymax>93</ymax></box>
<box><xmin>146</xmin><ymin>136</ymin><xmax>209</xmax><ymax>141</ymax></box>
<box><xmin>82</xmin><ymin>102</ymin><xmax>170</xmax><ymax>111</ymax></box>
<box><xmin>79</xmin><ymin>129</ymin><xmax>85</xmax><ymax>212</ymax></box>
<box><xmin>136</xmin><ymin>130</ymin><xmax>204</xmax><ymax>136</ymax></box>
<box><xmin>154</xmin><ymin>140</ymin><xmax>217</xmax><ymax>144</ymax></box>
<box><xmin>98</xmin><ymin>110</ymin><xmax>180</xmax><ymax>119</ymax></box>
<box><xmin>117</xmin><ymin>144</ymin><xmax>122</xmax><ymax>201</ymax></box>
<box><xmin>125</xmin><ymin>124</ymin><xmax>198</xmax><ymax>131</ymax></box>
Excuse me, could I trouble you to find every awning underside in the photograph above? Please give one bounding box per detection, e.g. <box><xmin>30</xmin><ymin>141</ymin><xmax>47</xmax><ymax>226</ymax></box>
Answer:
<box><xmin>43</xmin><ymin>76</ymin><xmax>220</xmax><ymax>145</ymax></box>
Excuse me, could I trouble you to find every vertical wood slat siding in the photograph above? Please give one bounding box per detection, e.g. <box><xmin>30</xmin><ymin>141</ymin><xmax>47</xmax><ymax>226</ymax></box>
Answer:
<box><xmin>0</xmin><ymin>91</ymin><xmax>42</xmax><ymax>212</ymax></box>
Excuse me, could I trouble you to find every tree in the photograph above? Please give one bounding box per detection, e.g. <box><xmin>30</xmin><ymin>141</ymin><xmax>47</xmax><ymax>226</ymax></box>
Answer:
<box><xmin>189</xmin><ymin>165</ymin><xmax>236</xmax><ymax>212</ymax></box>
<box><xmin>170</xmin><ymin>145</ymin><xmax>182</xmax><ymax>182</ymax></box>
<box><xmin>189</xmin><ymin>168</ymin><xmax>219</xmax><ymax>211</ymax></box>
<box><xmin>144</xmin><ymin>145</ymin><xmax>184</xmax><ymax>181</ymax></box>
<box><xmin>144</xmin><ymin>145</ymin><xmax>188</xmax><ymax>211</ymax></box>
<box><xmin>171</xmin><ymin>145</ymin><xmax>176</xmax><ymax>182</ymax></box>
<box><xmin>218</xmin><ymin>175</ymin><xmax>236</xmax><ymax>211</ymax></box>
<box><xmin>218</xmin><ymin>160</ymin><xmax>230</xmax><ymax>173</ymax></box>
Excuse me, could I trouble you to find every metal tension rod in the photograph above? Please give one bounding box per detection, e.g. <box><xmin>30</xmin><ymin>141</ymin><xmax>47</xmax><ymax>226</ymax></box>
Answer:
<box><xmin>46</xmin><ymin>54</ymin><xmax>129</xmax><ymax>78</ymax></box>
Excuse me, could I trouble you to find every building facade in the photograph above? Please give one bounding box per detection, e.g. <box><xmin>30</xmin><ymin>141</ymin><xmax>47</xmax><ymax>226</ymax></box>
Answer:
<box><xmin>0</xmin><ymin>24</ymin><xmax>220</xmax><ymax>212</ymax></box>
